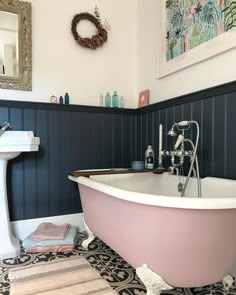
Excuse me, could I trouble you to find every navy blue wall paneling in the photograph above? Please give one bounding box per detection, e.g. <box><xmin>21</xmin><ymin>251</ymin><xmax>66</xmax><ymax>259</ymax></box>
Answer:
<box><xmin>102</xmin><ymin>113</ymin><xmax>113</xmax><ymax>169</ymax></box>
<box><xmin>36</xmin><ymin>110</ymin><xmax>49</xmax><ymax>217</ymax></box>
<box><xmin>137</xmin><ymin>83</ymin><xmax>236</xmax><ymax>180</ymax></box>
<box><xmin>214</xmin><ymin>95</ymin><xmax>226</xmax><ymax>178</ymax></box>
<box><xmin>23</xmin><ymin>109</ymin><xmax>37</xmax><ymax>219</ymax></box>
<box><xmin>226</xmin><ymin>93</ymin><xmax>236</xmax><ymax>179</ymax></box>
<box><xmin>3</xmin><ymin>104</ymin><xmax>135</xmax><ymax>221</ymax></box>
<box><xmin>202</xmin><ymin>97</ymin><xmax>213</xmax><ymax>177</ymax></box>
<box><xmin>2</xmin><ymin>80</ymin><xmax>236</xmax><ymax>222</ymax></box>
<box><xmin>112</xmin><ymin>114</ymin><xmax>122</xmax><ymax>168</ymax></box>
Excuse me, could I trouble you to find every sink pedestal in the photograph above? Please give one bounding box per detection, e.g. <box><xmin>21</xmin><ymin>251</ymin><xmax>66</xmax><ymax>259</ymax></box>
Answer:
<box><xmin>0</xmin><ymin>155</ymin><xmax>21</xmax><ymax>259</ymax></box>
<box><xmin>0</xmin><ymin>131</ymin><xmax>40</xmax><ymax>259</ymax></box>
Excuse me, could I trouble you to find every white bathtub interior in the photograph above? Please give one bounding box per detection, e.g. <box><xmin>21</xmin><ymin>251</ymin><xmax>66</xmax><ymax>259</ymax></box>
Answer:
<box><xmin>90</xmin><ymin>172</ymin><xmax>236</xmax><ymax>198</ymax></box>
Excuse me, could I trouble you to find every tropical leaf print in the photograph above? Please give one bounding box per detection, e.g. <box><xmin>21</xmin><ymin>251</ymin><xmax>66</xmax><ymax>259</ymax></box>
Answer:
<box><xmin>166</xmin><ymin>0</ymin><xmax>179</xmax><ymax>9</ymax></box>
<box><xmin>195</xmin><ymin>2</ymin><xmax>203</xmax><ymax>15</ymax></box>
<box><xmin>222</xmin><ymin>1</ymin><xmax>236</xmax><ymax>31</ymax></box>
<box><xmin>202</xmin><ymin>2</ymin><xmax>219</xmax><ymax>25</ymax></box>
<box><xmin>171</xmin><ymin>11</ymin><xmax>184</xmax><ymax>26</ymax></box>
<box><xmin>166</xmin><ymin>0</ymin><xmax>174</xmax><ymax>9</ymax></box>
<box><xmin>165</xmin><ymin>0</ymin><xmax>227</xmax><ymax>61</ymax></box>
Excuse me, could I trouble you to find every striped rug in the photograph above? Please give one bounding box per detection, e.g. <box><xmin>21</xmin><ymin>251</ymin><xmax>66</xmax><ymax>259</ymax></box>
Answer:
<box><xmin>9</xmin><ymin>256</ymin><xmax>117</xmax><ymax>295</ymax></box>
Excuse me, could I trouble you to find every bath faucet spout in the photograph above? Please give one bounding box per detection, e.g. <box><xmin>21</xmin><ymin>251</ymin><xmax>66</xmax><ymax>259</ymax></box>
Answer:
<box><xmin>168</xmin><ymin>166</ymin><xmax>179</xmax><ymax>175</ymax></box>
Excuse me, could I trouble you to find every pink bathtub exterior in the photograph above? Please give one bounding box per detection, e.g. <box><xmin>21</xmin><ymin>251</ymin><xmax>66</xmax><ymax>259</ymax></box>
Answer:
<box><xmin>78</xmin><ymin>183</ymin><xmax>236</xmax><ymax>288</ymax></box>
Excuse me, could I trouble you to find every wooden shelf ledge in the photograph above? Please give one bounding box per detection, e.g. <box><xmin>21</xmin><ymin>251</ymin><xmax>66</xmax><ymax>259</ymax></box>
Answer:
<box><xmin>69</xmin><ymin>168</ymin><xmax>165</xmax><ymax>178</ymax></box>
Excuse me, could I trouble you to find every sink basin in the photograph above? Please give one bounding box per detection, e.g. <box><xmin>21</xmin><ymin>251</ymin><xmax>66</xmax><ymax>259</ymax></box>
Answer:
<box><xmin>0</xmin><ymin>131</ymin><xmax>40</xmax><ymax>153</ymax></box>
<box><xmin>0</xmin><ymin>130</ymin><xmax>40</xmax><ymax>259</ymax></box>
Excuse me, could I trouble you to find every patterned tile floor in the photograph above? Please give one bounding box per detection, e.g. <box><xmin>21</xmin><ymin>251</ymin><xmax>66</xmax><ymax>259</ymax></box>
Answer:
<box><xmin>0</xmin><ymin>231</ymin><xmax>236</xmax><ymax>295</ymax></box>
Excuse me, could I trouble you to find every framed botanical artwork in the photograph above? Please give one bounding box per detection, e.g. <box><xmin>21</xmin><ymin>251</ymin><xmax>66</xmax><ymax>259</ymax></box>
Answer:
<box><xmin>156</xmin><ymin>0</ymin><xmax>236</xmax><ymax>78</ymax></box>
<box><xmin>138</xmin><ymin>89</ymin><xmax>149</xmax><ymax>108</ymax></box>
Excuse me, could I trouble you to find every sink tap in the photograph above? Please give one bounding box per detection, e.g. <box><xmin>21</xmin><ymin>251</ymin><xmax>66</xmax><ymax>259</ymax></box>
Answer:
<box><xmin>0</xmin><ymin>122</ymin><xmax>11</xmax><ymax>136</ymax></box>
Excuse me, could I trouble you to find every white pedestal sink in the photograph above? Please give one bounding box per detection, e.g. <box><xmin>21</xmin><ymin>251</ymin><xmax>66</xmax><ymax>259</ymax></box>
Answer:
<box><xmin>0</xmin><ymin>131</ymin><xmax>40</xmax><ymax>259</ymax></box>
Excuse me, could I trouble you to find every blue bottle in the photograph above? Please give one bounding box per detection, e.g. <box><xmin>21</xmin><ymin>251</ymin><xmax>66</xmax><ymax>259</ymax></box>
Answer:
<box><xmin>112</xmin><ymin>91</ymin><xmax>119</xmax><ymax>108</ymax></box>
<box><xmin>105</xmin><ymin>93</ymin><xmax>111</xmax><ymax>107</ymax></box>
<box><xmin>59</xmin><ymin>96</ymin><xmax>63</xmax><ymax>104</ymax></box>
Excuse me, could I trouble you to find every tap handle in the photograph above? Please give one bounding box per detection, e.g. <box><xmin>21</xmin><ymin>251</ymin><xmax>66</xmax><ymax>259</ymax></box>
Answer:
<box><xmin>0</xmin><ymin>122</ymin><xmax>11</xmax><ymax>131</ymax></box>
<box><xmin>5</xmin><ymin>122</ymin><xmax>11</xmax><ymax>128</ymax></box>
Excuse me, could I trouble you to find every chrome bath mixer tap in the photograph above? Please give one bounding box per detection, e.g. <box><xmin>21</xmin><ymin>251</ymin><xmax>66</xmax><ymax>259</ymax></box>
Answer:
<box><xmin>161</xmin><ymin>120</ymin><xmax>202</xmax><ymax>198</ymax></box>
<box><xmin>0</xmin><ymin>122</ymin><xmax>11</xmax><ymax>136</ymax></box>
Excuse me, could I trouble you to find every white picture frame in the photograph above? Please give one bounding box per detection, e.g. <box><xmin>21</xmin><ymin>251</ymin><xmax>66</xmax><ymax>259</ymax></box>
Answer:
<box><xmin>156</xmin><ymin>0</ymin><xmax>236</xmax><ymax>79</ymax></box>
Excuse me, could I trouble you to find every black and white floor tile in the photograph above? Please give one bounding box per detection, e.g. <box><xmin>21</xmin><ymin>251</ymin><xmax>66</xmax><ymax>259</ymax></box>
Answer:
<box><xmin>0</xmin><ymin>231</ymin><xmax>235</xmax><ymax>295</ymax></box>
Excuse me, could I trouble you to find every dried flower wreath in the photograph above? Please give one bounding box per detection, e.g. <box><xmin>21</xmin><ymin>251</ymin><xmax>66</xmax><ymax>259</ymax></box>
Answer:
<box><xmin>71</xmin><ymin>11</ymin><xmax>108</xmax><ymax>49</ymax></box>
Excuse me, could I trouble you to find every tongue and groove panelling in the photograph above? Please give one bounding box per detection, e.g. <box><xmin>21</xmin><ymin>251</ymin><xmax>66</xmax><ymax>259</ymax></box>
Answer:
<box><xmin>0</xmin><ymin>103</ymin><xmax>135</xmax><ymax>221</ymax></box>
<box><xmin>136</xmin><ymin>82</ymin><xmax>236</xmax><ymax>180</ymax></box>
<box><xmin>1</xmin><ymin>81</ymin><xmax>236</xmax><ymax>221</ymax></box>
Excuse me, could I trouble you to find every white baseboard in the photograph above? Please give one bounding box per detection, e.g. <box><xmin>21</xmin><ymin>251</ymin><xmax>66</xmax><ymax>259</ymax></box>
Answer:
<box><xmin>11</xmin><ymin>213</ymin><xmax>85</xmax><ymax>241</ymax></box>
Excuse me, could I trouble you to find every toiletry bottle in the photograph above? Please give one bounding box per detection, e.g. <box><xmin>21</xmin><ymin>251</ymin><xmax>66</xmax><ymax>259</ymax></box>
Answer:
<box><xmin>119</xmin><ymin>96</ymin><xmax>125</xmax><ymax>108</ymax></box>
<box><xmin>99</xmin><ymin>93</ymin><xmax>103</xmax><ymax>106</ymax></box>
<box><xmin>112</xmin><ymin>91</ymin><xmax>119</xmax><ymax>108</ymax></box>
<box><xmin>64</xmin><ymin>92</ymin><xmax>69</xmax><ymax>104</ymax></box>
<box><xmin>145</xmin><ymin>145</ymin><xmax>154</xmax><ymax>169</ymax></box>
<box><xmin>105</xmin><ymin>92</ymin><xmax>111</xmax><ymax>107</ymax></box>
<box><xmin>59</xmin><ymin>96</ymin><xmax>63</xmax><ymax>104</ymax></box>
<box><xmin>50</xmin><ymin>95</ymin><xmax>57</xmax><ymax>103</ymax></box>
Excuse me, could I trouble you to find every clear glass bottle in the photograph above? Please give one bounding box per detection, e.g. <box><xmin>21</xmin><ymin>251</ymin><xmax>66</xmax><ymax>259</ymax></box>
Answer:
<box><xmin>99</xmin><ymin>93</ymin><xmax>103</xmax><ymax>106</ymax></box>
<box><xmin>112</xmin><ymin>91</ymin><xmax>119</xmax><ymax>108</ymax></box>
<box><xmin>119</xmin><ymin>96</ymin><xmax>125</xmax><ymax>108</ymax></box>
<box><xmin>50</xmin><ymin>95</ymin><xmax>57</xmax><ymax>103</ymax></box>
<box><xmin>105</xmin><ymin>92</ymin><xmax>111</xmax><ymax>107</ymax></box>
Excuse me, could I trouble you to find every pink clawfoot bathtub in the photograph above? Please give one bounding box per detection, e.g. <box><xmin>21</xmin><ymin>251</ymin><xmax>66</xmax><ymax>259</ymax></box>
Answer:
<box><xmin>69</xmin><ymin>172</ymin><xmax>236</xmax><ymax>294</ymax></box>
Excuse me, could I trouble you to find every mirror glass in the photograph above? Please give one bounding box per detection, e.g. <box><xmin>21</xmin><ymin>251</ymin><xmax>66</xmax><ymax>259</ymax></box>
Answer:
<box><xmin>0</xmin><ymin>1</ymin><xmax>32</xmax><ymax>91</ymax></box>
<box><xmin>0</xmin><ymin>11</ymin><xmax>19</xmax><ymax>77</ymax></box>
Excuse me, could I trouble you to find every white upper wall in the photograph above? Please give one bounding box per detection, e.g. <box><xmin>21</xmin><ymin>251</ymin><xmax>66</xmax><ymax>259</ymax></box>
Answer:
<box><xmin>0</xmin><ymin>0</ymin><xmax>138</xmax><ymax>108</ymax></box>
<box><xmin>137</xmin><ymin>0</ymin><xmax>236</xmax><ymax>105</ymax></box>
<box><xmin>1</xmin><ymin>0</ymin><xmax>236</xmax><ymax>108</ymax></box>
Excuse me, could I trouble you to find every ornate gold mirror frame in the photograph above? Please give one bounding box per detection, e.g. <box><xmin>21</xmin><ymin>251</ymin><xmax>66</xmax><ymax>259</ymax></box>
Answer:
<box><xmin>0</xmin><ymin>0</ymin><xmax>32</xmax><ymax>91</ymax></box>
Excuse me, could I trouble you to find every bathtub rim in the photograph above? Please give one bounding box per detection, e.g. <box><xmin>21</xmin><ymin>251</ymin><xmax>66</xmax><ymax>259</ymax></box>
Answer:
<box><xmin>68</xmin><ymin>173</ymin><xmax>236</xmax><ymax>210</ymax></box>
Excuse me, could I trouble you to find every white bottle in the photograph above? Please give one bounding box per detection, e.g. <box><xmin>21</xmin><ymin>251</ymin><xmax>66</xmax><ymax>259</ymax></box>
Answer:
<box><xmin>145</xmin><ymin>145</ymin><xmax>154</xmax><ymax>169</ymax></box>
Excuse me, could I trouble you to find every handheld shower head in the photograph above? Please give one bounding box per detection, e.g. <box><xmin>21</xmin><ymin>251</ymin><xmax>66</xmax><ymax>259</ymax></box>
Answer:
<box><xmin>177</xmin><ymin>121</ymin><xmax>191</xmax><ymax>127</ymax></box>
<box><xmin>174</xmin><ymin>134</ymin><xmax>184</xmax><ymax>150</ymax></box>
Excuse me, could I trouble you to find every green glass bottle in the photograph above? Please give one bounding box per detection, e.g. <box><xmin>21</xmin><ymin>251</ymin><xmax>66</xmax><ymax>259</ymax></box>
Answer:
<box><xmin>105</xmin><ymin>93</ymin><xmax>111</xmax><ymax>107</ymax></box>
<box><xmin>112</xmin><ymin>91</ymin><xmax>119</xmax><ymax>108</ymax></box>
<box><xmin>64</xmin><ymin>92</ymin><xmax>69</xmax><ymax>104</ymax></box>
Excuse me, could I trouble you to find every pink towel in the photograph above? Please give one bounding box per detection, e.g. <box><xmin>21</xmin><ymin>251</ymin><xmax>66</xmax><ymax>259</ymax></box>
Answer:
<box><xmin>31</xmin><ymin>223</ymin><xmax>70</xmax><ymax>241</ymax></box>
<box><xmin>25</xmin><ymin>245</ymin><xmax>74</xmax><ymax>253</ymax></box>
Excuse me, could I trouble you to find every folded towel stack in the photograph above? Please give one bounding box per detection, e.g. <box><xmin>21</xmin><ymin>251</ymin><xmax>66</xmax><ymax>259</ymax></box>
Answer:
<box><xmin>23</xmin><ymin>223</ymin><xmax>78</xmax><ymax>253</ymax></box>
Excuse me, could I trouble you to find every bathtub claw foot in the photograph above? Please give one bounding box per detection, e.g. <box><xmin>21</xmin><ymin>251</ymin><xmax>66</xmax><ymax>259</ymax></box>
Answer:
<box><xmin>82</xmin><ymin>221</ymin><xmax>95</xmax><ymax>250</ymax></box>
<box><xmin>222</xmin><ymin>275</ymin><xmax>234</xmax><ymax>293</ymax></box>
<box><xmin>136</xmin><ymin>264</ymin><xmax>173</xmax><ymax>295</ymax></box>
